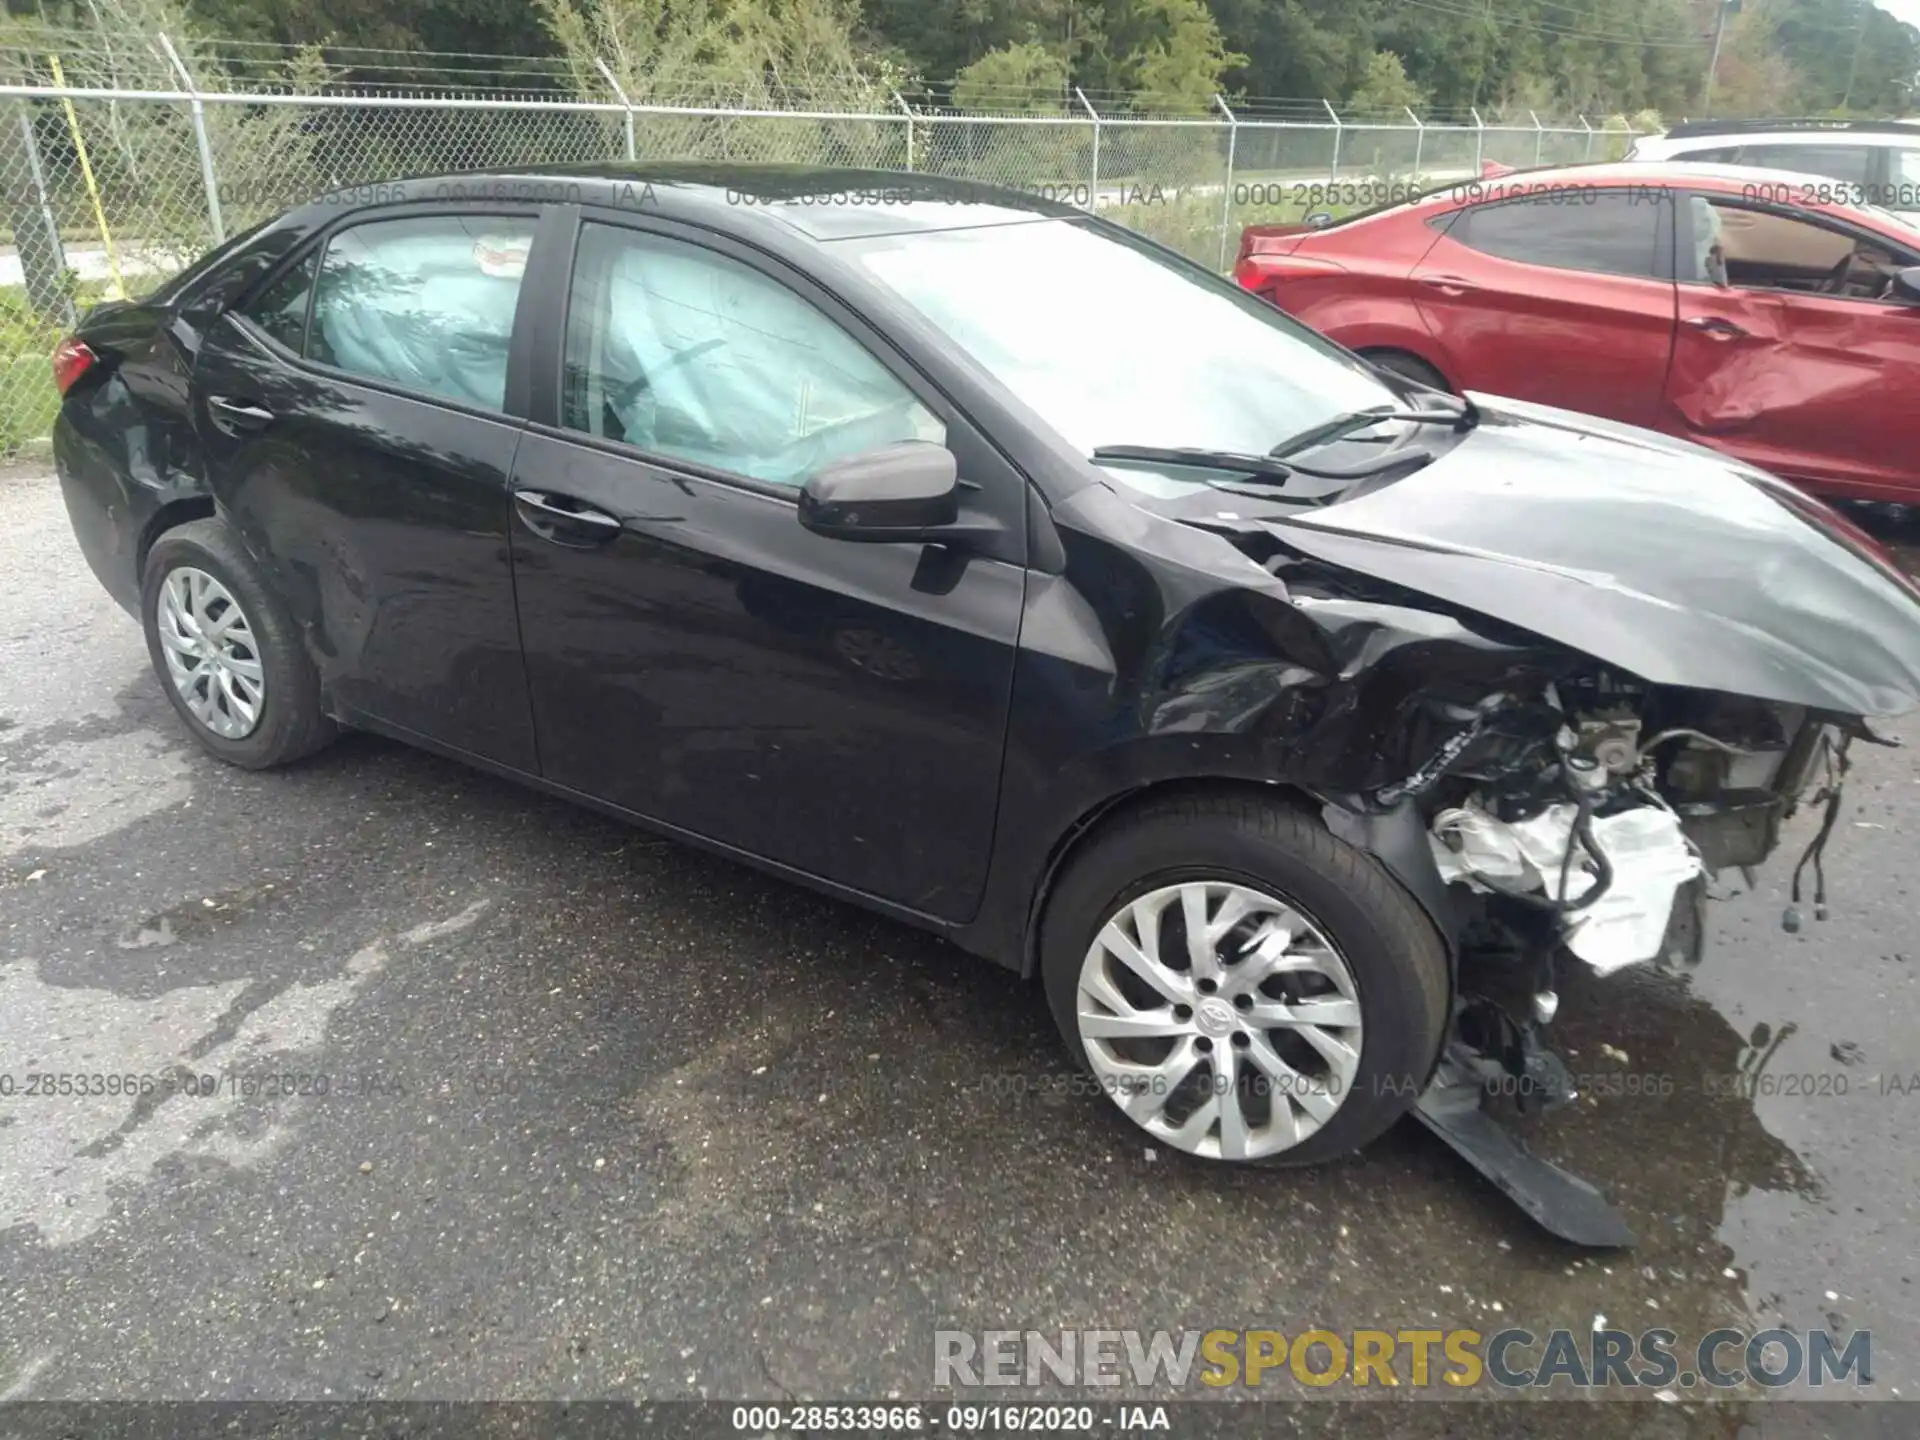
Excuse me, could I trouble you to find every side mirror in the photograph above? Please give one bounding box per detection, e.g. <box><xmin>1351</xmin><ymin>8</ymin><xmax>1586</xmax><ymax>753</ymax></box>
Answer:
<box><xmin>798</xmin><ymin>441</ymin><xmax>960</xmax><ymax>542</ymax></box>
<box><xmin>1892</xmin><ymin>266</ymin><xmax>1920</xmax><ymax>304</ymax></box>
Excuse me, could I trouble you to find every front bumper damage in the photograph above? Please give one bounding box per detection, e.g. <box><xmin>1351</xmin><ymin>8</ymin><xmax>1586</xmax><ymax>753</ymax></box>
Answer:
<box><xmin>1392</xmin><ymin>726</ymin><xmax>1857</xmax><ymax>1249</ymax></box>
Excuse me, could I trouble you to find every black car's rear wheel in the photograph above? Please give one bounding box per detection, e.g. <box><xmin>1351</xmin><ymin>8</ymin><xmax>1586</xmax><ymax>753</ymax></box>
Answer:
<box><xmin>1040</xmin><ymin>790</ymin><xmax>1449</xmax><ymax>1165</ymax></box>
<box><xmin>141</xmin><ymin>519</ymin><xmax>336</xmax><ymax>769</ymax></box>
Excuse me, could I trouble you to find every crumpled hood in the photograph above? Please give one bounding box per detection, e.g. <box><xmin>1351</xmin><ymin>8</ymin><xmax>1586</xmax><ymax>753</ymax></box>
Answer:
<box><xmin>1265</xmin><ymin>394</ymin><xmax>1920</xmax><ymax>717</ymax></box>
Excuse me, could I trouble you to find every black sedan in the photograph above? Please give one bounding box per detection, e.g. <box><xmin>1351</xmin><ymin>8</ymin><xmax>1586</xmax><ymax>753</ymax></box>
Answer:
<box><xmin>52</xmin><ymin>164</ymin><xmax>1920</xmax><ymax>1243</ymax></box>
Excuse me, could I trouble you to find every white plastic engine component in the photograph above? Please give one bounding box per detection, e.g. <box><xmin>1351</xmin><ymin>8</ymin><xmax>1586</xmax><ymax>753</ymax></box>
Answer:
<box><xmin>1431</xmin><ymin>803</ymin><xmax>1703</xmax><ymax>975</ymax></box>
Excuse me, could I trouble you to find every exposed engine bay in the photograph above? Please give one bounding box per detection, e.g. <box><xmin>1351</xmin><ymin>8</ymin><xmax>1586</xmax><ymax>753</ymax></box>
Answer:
<box><xmin>1381</xmin><ymin>671</ymin><xmax>1851</xmax><ymax>1245</ymax></box>
<box><xmin>1403</xmin><ymin>675</ymin><xmax>1836</xmax><ymax>975</ymax></box>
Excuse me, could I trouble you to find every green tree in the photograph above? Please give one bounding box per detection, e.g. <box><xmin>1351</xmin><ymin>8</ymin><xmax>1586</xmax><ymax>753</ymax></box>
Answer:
<box><xmin>950</xmin><ymin>39</ymin><xmax>1071</xmax><ymax>110</ymax></box>
<box><xmin>1093</xmin><ymin>0</ymin><xmax>1243</xmax><ymax>109</ymax></box>
<box><xmin>1345</xmin><ymin>48</ymin><xmax>1423</xmax><ymax>115</ymax></box>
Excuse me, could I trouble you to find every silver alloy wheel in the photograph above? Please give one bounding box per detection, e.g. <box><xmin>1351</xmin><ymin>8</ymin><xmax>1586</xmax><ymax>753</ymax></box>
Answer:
<box><xmin>155</xmin><ymin>566</ymin><xmax>267</xmax><ymax>740</ymax></box>
<box><xmin>1076</xmin><ymin>881</ymin><xmax>1364</xmax><ymax>1160</ymax></box>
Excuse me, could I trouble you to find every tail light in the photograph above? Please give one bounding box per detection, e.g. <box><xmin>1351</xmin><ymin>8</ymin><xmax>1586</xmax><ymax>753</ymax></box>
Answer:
<box><xmin>52</xmin><ymin>337</ymin><xmax>98</xmax><ymax>397</ymax></box>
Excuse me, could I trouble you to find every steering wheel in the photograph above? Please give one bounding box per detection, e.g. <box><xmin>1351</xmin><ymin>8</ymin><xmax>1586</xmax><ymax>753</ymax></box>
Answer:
<box><xmin>1822</xmin><ymin>248</ymin><xmax>1858</xmax><ymax>296</ymax></box>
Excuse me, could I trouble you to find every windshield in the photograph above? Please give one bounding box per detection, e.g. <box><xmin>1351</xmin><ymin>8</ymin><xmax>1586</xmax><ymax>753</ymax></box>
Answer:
<box><xmin>839</xmin><ymin>219</ymin><xmax>1399</xmax><ymax>467</ymax></box>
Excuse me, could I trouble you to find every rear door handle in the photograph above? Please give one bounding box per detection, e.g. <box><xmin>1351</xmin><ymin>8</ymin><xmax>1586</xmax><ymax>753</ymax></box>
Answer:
<box><xmin>513</xmin><ymin>488</ymin><xmax>623</xmax><ymax>546</ymax></box>
<box><xmin>207</xmin><ymin>395</ymin><xmax>274</xmax><ymax>433</ymax></box>
<box><xmin>1684</xmin><ymin>315</ymin><xmax>1749</xmax><ymax>340</ymax></box>
<box><xmin>1418</xmin><ymin>275</ymin><xmax>1478</xmax><ymax>296</ymax></box>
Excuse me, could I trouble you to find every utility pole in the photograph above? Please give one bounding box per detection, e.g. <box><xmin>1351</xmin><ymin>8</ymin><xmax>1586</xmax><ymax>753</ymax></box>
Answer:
<box><xmin>1839</xmin><ymin>1</ymin><xmax>1872</xmax><ymax>112</ymax></box>
<box><xmin>1468</xmin><ymin>0</ymin><xmax>1496</xmax><ymax>109</ymax></box>
<box><xmin>1703</xmin><ymin>0</ymin><xmax>1736</xmax><ymax>115</ymax></box>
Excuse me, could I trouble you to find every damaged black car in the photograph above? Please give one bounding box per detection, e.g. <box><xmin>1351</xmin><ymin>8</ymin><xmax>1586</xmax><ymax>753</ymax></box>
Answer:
<box><xmin>51</xmin><ymin>166</ymin><xmax>1920</xmax><ymax>1245</ymax></box>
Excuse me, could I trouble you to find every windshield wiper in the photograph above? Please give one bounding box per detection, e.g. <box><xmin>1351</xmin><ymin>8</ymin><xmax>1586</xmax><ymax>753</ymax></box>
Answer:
<box><xmin>1269</xmin><ymin>399</ymin><xmax>1477</xmax><ymax>459</ymax></box>
<box><xmin>1093</xmin><ymin>443</ymin><xmax>1437</xmax><ymax>486</ymax></box>
<box><xmin>1092</xmin><ymin>445</ymin><xmax>1299</xmax><ymax>485</ymax></box>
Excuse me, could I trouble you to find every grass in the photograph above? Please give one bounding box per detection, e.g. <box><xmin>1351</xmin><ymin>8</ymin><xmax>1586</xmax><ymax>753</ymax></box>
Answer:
<box><xmin>0</xmin><ymin>278</ymin><xmax>118</xmax><ymax>457</ymax></box>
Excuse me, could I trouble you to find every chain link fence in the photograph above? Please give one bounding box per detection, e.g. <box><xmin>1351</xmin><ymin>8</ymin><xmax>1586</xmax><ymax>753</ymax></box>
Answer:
<box><xmin>0</xmin><ymin>57</ymin><xmax>1641</xmax><ymax>456</ymax></box>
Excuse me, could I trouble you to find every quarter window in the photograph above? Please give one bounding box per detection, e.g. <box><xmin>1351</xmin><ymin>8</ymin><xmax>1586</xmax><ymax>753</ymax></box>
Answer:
<box><xmin>1449</xmin><ymin>191</ymin><xmax>1664</xmax><ymax>279</ymax></box>
<box><xmin>561</xmin><ymin>222</ymin><xmax>943</xmax><ymax>487</ymax></box>
<box><xmin>307</xmin><ymin>214</ymin><xmax>535</xmax><ymax>411</ymax></box>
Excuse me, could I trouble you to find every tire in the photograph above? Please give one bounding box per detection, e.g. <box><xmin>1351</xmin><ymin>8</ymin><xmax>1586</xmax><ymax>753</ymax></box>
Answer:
<box><xmin>1040</xmin><ymin>789</ymin><xmax>1449</xmax><ymax>1166</ymax></box>
<box><xmin>140</xmin><ymin>517</ymin><xmax>337</xmax><ymax>769</ymax></box>
<box><xmin>1362</xmin><ymin>348</ymin><xmax>1453</xmax><ymax>396</ymax></box>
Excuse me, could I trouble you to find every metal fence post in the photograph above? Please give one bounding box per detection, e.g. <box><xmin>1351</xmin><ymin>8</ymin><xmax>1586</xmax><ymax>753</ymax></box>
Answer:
<box><xmin>1530</xmin><ymin>109</ymin><xmax>1545</xmax><ymax>167</ymax></box>
<box><xmin>1213</xmin><ymin>95</ymin><xmax>1238</xmax><ymax>271</ymax></box>
<box><xmin>1470</xmin><ymin>107</ymin><xmax>1485</xmax><ymax>173</ymax></box>
<box><xmin>1075</xmin><ymin>87</ymin><xmax>1099</xmax><ymax>211</ymax></box>
<box><xmin>1579</xmin><ymin>115</ymin><xmax>1594</xmax><ymax>162</ymax></box>
<box><xmin>891</xmin><ymin>88</ymin><xmax>914</xmax><ymax>171</ymax></box>
<box><xmin>593</xmin><ymin>57</ymin><xmax>637</xmax><ymax>160</ymax></box>
<box><xmin>8</xmin><ymin>103</ymin><xmax>73</xmax><ymax>326</ymax></box>
<box><xmin>157</xmin><ymin>33</ymin><xmax>224</xmax><ymax>244</ymax></box>
<box><xmin>1324</xmin><ymin>98</ymin><xmax>1342</xmax><ymax>184</ymax></box>
<box><xmin>1407</xmin><ymin>105</ymin><xmax>1425</xmax><ymax>178</ymax></box>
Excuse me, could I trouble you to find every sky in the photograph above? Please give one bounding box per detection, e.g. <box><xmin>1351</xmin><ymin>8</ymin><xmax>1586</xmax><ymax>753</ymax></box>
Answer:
<box><xmin>1876</xmin><ymin>0</ymin><xmax>1920</xmax><ymax>30</ymax></box>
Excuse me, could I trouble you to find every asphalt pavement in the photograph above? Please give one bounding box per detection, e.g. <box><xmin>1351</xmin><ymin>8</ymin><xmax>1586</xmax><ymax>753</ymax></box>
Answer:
<box><xmin>2</xmin><ymin>468</ymin><xmax>1916</xmax><ymax>1435</ymax></box>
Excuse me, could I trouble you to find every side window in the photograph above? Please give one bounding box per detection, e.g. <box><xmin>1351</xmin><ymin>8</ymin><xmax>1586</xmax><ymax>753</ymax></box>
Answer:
<box><xmin>1449</xmin><ymin>192</ymin><xmax>1663</xmax><ymax>279</ymax></box>
<box><xmin>308</xmin><ymin>214</ymin><xmax>535</xmax><ymax>411</ymax></box>
<box><xmin>561</xmin><ymin>222</ymin><xmax>944</xmax><ymax>488</ymax></box>
<box><xmin>1739</xmin><ymin>144</ymin><xmax>1872</xmax><ymax>187</ymax></box>
<box><xmin>243</xmin><ymin>250</ymin><xmax>317</xmax><ymax>354</ymax></box>
<box><xmin>1684</xmin><ymin>196</ymin><xmax>1906</xmax><ymax>301</ymax></box>
<box><xmin>1675</xmin><ymin>145</ymin><xmax>1744</xmax><ymax>165</ymax></box>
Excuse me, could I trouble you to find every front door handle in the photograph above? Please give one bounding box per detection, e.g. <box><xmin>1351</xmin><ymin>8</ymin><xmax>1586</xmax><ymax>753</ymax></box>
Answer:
<box><xmin>513</xmin><ymin>489</ymin><xmax>623</xmax><ymax>546</ymax></box>
<box><xmin>1684</xmin><ymin>315</ymin><xmax>1749</xmax><ymax>341</ymax></box>
<box><xmin>207</xmin><ymin>395</ymin><xmax>274</xmax><ymax>433</ymax></box>
<box><xmin>1418</xmin><ymin>275</ymin><xmax>1478</xmax><ymax>296</ymax></box>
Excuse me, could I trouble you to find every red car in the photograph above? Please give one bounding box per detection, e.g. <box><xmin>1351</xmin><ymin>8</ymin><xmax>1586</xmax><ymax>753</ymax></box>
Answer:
<box><xmin>1235</xmin><ymin>161</ymin><xmax>1920</xmax><ymax>505</ymax></box>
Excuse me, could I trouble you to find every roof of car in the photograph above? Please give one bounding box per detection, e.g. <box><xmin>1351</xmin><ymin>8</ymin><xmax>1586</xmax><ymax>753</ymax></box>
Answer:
<box><xmin>1662</xmin><ymin>117</ymin><xmax>1920</xmax><ymax>141</ymax></box>
<box><xmin>1448</xmin><ymin>159</ymin><xmax>1898</xmax><ymax>199</ymax></box>
<box><xmin>296</xmin><ymin>162</ymin><xmax>1085</xmax><ymax>243</ymax></box>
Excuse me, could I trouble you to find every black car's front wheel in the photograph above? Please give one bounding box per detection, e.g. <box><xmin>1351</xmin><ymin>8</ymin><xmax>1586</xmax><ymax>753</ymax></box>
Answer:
<box><xmin>1040</xmin><ymin>790</ymin><xmax>1449</xmax><ymax>1165</ymax></box>
<box><xmin>141</xmin><ymin>518</ymin><xmax>336</xmax><ymax>769</ymax></box>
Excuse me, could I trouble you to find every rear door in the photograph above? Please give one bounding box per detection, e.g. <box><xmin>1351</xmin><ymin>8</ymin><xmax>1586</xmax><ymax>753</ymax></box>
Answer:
<box><xmin>191</xmin><ymin>205</ymin><xmax>544</xmax><ymax>768</ymax></box>
<box><xmin>505</xmin><ymin>212</ymin><xmax>1028</xmax><ymax>922</ymax></box>
<box><xmin>1409</xmin><ymin>187</ymin><xmax>1677</xmax><ymax>427</ymax></box>
<box><xmin>1667</xmin><ymin>192</ymin><xmax>1920</xmax><ymax>502</ymax></box>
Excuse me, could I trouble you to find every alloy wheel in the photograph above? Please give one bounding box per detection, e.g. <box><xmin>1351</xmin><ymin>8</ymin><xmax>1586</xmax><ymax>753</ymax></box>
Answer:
<box><xmin>1075</xmin><ymin>880</ymin><xmax>1364</xmax><ymax>1160</ymax></box>
<box><xmin>155</xmin><ymin>566</ymin><xmax>267</xmax><ymax>740</ymax></box>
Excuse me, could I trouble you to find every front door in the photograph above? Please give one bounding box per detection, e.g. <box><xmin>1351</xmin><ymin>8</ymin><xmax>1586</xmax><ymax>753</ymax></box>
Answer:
<box><xmin>507</xmin><ymin>217</ymin><xmax>1027</xmax><ymax>922</ymax></box>
<box><xmin>192</xmin><ymin>208</ymin><xmax>544</xmax><ymax>767</ymax></box>
<box><xmin>1667</xmin><ymin>193</ymin><xmax>1920</xmax><ymax>502</ymax></box>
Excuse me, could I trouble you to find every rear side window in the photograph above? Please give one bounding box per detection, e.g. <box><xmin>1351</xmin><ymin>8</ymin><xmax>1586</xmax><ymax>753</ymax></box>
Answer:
<box><xmin>1738</xmin><ymin>144</ymin><xmax>1873</xmax><ymax>186</ymax></box>
<box><xmin>1449</xmin><ymin>191</ymin><xmax>1664</xmax><ymax>279</ymax></box>
<box><xmin>308</xmin><ymin>214</ymin><xmax>535</xmax><ymax>411</ymax></box>
<box><xmin>243</xmin><ymin>250</ymin><xmax>316</xmax><ymax>353</ymax></box>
